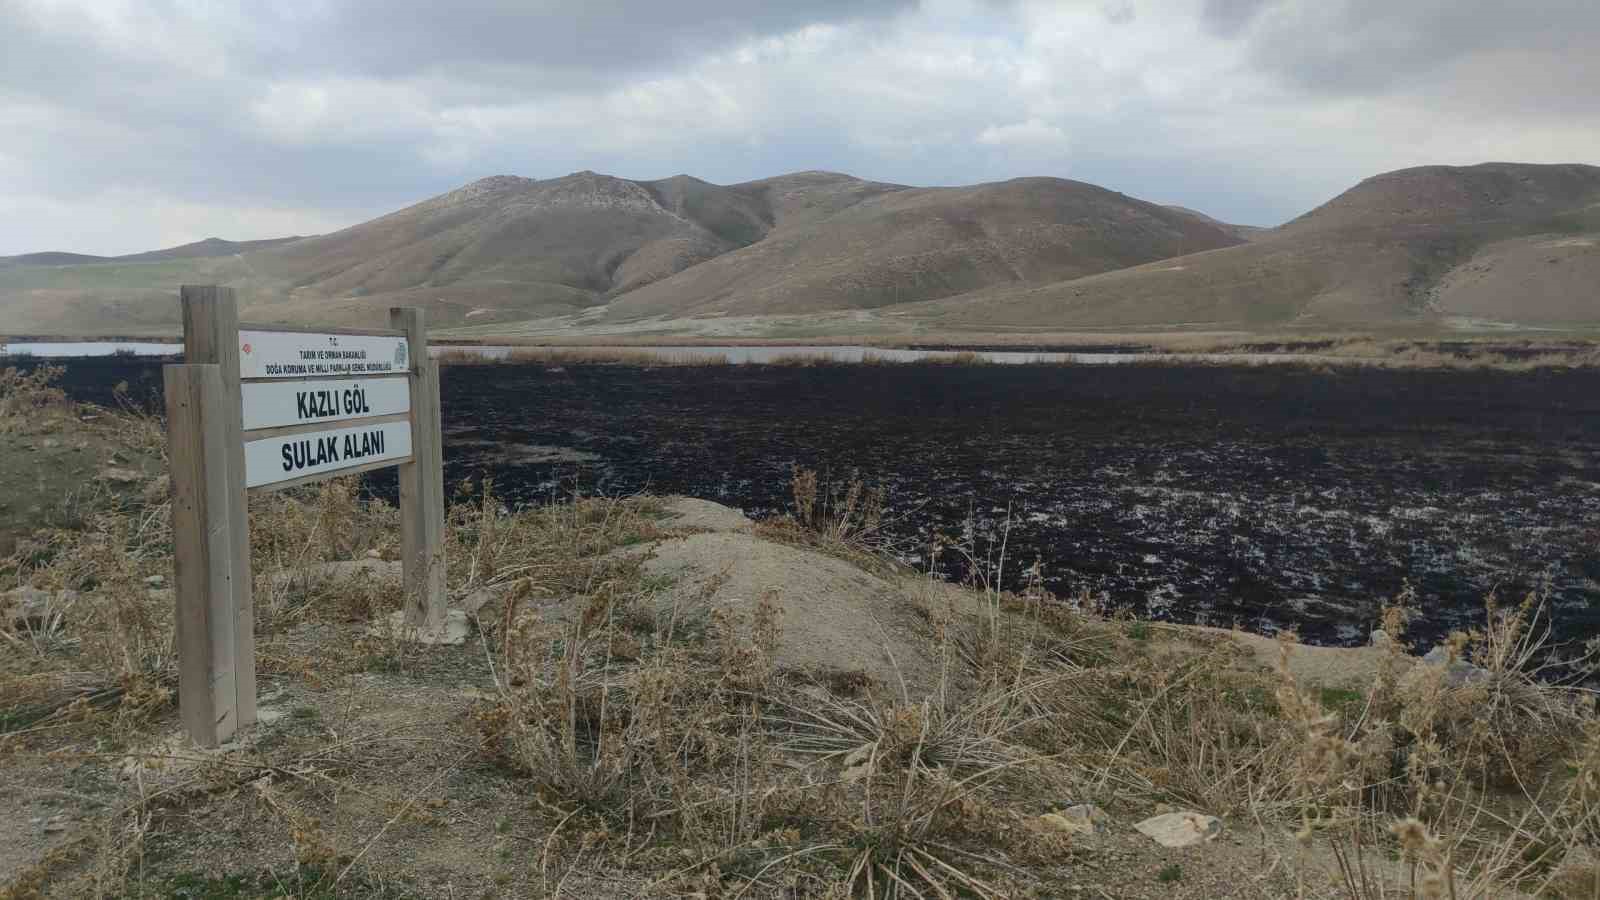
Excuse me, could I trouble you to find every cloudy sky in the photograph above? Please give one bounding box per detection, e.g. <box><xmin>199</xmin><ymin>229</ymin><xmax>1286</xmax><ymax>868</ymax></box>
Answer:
<box><xmin>3</xmin><ymin>0</ymin><xmax>1596</xmax><ymax>255</ymax></box>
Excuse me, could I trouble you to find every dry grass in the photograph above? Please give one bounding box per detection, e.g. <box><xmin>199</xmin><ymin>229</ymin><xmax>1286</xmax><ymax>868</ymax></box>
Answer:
<box><xmin>4</xmin><ymin>373</ymin><xmax>1600</xmax><ymax>899</ymax></box>
<box><xmin>435</xmin><ymin>347</ymin><xmax>729</xmax><ymax>367</ymax></box>
<box><xmin>433</xmin><ymin>337</ymin><xmax>1600</xmax><ymax>371</ymax></box>
<box><xmin>0</xmin><ymin>365</ymin><xmax>70</xmax><ymax>436</ymax></box>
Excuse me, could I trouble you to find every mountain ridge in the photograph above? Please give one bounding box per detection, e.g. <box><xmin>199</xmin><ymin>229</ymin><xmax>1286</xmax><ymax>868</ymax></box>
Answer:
<box><xmin>902</xmin><ymin>162</ymin><xmax>1600</xmax><ymax>329</ymax></box>
<box><xmin>1</xmin><ymin>162</ymin><xmax>1595</xmax><ymax>335</ymax></box>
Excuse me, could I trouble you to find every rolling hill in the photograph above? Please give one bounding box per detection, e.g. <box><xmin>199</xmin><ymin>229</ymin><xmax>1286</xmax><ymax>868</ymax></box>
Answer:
<box><xmin>601</xmin><ymin>177</ymin><xmax>1244</xmax><ymax>320</ymax></box>
<box><xmin>905</xmin><ymin>163</ymin><xmax>1600</xmax><ymax>330</ymax></box>
<box><xmin>117</xmin><ymin>236</ymin><xmax>305</xmax><ymax>263</ymax></box>
<box><xmin>0</xmin><ymin>252</ymin><xmax>112</xmax><ymax>268</ymax></box>
<box><xmin>0</xmin><ymin>237</ymin><xmax>303</xmax><ymax>269</ymax></box>
<box><xmin>195</xmin><ymin>171</ymin><xmax>916</xmax><ymax>329</ymax></box>
<box><xmin>1163</xmin><ymin>206</ymin><xmax>1266</xmax><ymax>242</ymax></box>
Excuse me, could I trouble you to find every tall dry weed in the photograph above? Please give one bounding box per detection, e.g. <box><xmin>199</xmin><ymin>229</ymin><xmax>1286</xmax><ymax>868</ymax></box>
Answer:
<box><xmin>0</xmin><ymin>364</ymin><xmax>70</xmax><ymax>434</ymax></box>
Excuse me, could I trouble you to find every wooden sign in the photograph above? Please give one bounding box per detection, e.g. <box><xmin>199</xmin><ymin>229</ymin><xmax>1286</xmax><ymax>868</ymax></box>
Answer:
<box><xmin>238</xmin><ymin>329</ymin><xmax>410</xmax><ymax>378</ymax></box>
<box><xmin>240</xmin><ymin>376</ymin><xmax>410</xmax><ymax>430</ymax></box>
<box><xmin>165</xmin><ymin>286</ymin><xmax>446</xmax><ymax>748</ymax></box>
<box><xmin>244</xmin><ymin>419</ymin><xmax>413</xmax><ymax>488</ymax></box>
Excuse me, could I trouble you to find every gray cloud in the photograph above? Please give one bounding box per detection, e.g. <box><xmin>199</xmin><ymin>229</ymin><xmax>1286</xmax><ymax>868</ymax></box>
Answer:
<box><xmin>1199</xmin><ymin>0</ymin><xmax>1275</xmax><ymax>37</ymax></box>
<box><xmin>0</xmin><ymin>0</ymin><xmax>1596</xmax><ymax>255</ymax></box>
<box><xmin>273</xmin><ymin>0</ymin><xmax>917</xmax><ymax>78</ymax></box>
<box><xmin>1236</xmin><ymin>0</ymin><xmax>1600</xmax><ymax>96</ymax></box>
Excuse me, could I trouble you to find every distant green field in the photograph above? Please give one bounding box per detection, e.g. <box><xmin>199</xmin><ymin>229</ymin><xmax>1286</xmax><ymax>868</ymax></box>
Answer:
<box><xmin>0</xmin><ymin>256</ymin><xmax>248</xmax><ymax>292</ymax></box>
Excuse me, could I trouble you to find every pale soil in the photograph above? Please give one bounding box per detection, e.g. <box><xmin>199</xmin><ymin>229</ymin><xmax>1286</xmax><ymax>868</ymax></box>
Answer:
<box><xmin>656</xmin><ymin>496</ymin><xmax>753</xmax><ymax>533</ymax></box>
<box><xmin>636</xmin><ymin>529</ymin><xmax>940</xmax><ymax>692</ymax></box>
<box><xmin>1173</xmin><ymin>623</ymin><xmax>1401</xmax><ymax>690</ymax></box>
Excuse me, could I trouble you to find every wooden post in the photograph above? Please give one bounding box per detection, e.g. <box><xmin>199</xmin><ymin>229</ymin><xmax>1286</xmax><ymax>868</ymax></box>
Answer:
<box><xmin>389</xmin><ymin>308</ymin><xmax>446</xmax><ymax>629</ymax></box>
<box><xmin>180</xmin><ymin>285</ymin><xmax>256</xmax><ymax>728</ymax></box>
<box><xmin>164</xmin><ymin>364</ymin><xmax>238</xmax><ymax>747</ymax></box>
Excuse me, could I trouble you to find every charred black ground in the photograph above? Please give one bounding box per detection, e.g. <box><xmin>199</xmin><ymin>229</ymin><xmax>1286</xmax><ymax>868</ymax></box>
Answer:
<box><xmin>32</xmin><ymin>357</ymin><xmax>1600</xmax><ymax>648</ymax></box>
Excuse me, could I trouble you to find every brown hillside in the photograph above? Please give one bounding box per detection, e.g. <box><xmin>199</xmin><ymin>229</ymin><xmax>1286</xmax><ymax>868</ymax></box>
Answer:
<box><xmin>116</xmin><ymin>235</ymin><xmax>305</xmax><ymax>262</ymax></box>
<box><xmin>728</xmin><ymin>170</ymin><xmax>910</xmax><ymax>232</ymax></box>
<box><xmin>1429</xmin><ymin>233</ymin><xmax>1600</xmax><ymax>324</ymax></box>
<box><xmin>6</xmin><ymin>163</ymin><xmax>1597</xmax><ymax>335</ymax></box>
<box><xmin>244</xmin><ymin>172</ymin><xmax>773</xmax><ymax>327</ymax></box>
<box><xmin>1280</xmin><ymin>163</ymin><xmax>1600</xmax><ymax>234</ymax></box>
<box><xmin>0</xmin><ymin>171</ymin><xmax>914</xmax><ymax>333</ymax></box>
<box><xmin>0</xmin><ymin>252</ymin><xmax>110</xmax><ymax>268</ymax></box>
<box><xmin>1163</xmin><ymin>205</ymin><xmax>1266</xmax><ymax>242</ymax></box>
<box><xmin>910</xmin><ymin>163</ymin><xmax>1600</xmax><ymax>330</ymax></box>
<box><xmin>603</xmin><ymin>177</ymin><xmax>1244</xmax><ymax>320</ymax></box>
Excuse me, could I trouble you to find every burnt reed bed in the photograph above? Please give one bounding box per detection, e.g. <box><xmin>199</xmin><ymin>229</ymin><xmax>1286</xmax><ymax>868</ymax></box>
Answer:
<box><xmin>34</xmin><ymin>356</ymin><xmax>1600</xmax><ymax>646</ymax></box>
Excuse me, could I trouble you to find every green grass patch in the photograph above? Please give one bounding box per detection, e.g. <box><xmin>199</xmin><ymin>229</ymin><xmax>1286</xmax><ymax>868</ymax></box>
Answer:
<box><xmin>1318</xmin><ymin>687</ymin><xmax>1364</xmax><ymax>710</ymax></box>
<box><xmin>0</xmin><ymin>704</ymin><xmax>53</xmax><ymax>734</ymax></box>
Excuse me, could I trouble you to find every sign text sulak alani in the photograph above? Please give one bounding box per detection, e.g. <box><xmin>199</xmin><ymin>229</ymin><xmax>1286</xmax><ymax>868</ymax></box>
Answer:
<box><xmin>243</xmin><ymin>420</ymin><xmax>412</xmax><ymax>489</ymax></box>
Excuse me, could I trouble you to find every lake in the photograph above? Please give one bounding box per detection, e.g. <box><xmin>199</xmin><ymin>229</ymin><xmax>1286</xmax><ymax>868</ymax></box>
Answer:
<box><xmin>3</xmin><ymin>340</ymin><xmax>1333</xmax><ymax>366</ymax></box>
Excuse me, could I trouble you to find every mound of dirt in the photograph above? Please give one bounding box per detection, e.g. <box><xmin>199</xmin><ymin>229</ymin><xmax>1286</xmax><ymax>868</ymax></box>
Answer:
<box><xmin>592</xmin><ymin>499</ymin><xmax>1404</xmax><ymax>698</ymax></box>
<box><xmin>603</xmin><ymin>529</ymin><xmax>943</xmax><ymax>694</ymax></box>
<box><xmin>656</xmin><ymin>495</ymin><xmax>752</xmax><ymax>532</ymax></box>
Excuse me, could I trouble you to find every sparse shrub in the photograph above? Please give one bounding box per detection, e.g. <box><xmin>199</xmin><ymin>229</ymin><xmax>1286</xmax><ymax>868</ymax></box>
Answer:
<box><xmin>1266</xmin><ymin>592</ymin><xmax>1600</xmax><ymax>899</ymax></box>
<box><xmin>0</xmin><ymin>364</ymin><xmax>69</xmax><ymax>434</ymax></box>
<box><xmin>1393</xmin><ymin>593</ymin><xmax>1596</xmax><ymax>790</ymax></box>
<box><xmin>763</xmin><ymin>467</ymin><xmax>892</xmax><ymax>564</ymax></box>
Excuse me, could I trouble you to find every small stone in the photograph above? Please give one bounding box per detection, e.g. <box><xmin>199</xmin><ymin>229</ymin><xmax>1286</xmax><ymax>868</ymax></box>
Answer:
<box><xmin>5</xmin><ymin>586</ymin><xmax>77</xmax><ymax>628</ymax></box>
<box><xmin>460</xmin><ymin>582</ymin><xmax>516</xmax><ymax>615</ymax></box>
<box><xmin>96</xmin><ymin>466</ymin><xmax>143</xmax><ymax>484</ymax></box>
<box><xmin>143</xmin><ymin>574</ymin><xmax>165</xmax><ymax>586</ymax></box>
<box><xmin>367</xmin><ymin>609</ymin><xmax>471</xmax><ymax>646</ymax></box>
<box><xmin>366</xmin><ymin>549</ymin><xmax>382</xmax><ymax>559</ymax></box>
<box><xmin>41</xmin><ymin>438</ymin><xmax>60</xmax><ymax>449</ymax></box>
<box><xmin>1135</xmin><ymin>811</ymin><xmax>1223</xmax><ymax>848</ymax></box>
<box><xmin>141</xmin><ymin>475</ymin><xmax>170</xmax><ymax>504</ymax></box>
<box><xmin>1421</xmin><ymin>645</ymin><xmax>1489</xmax><ymax>686</ymax></box>
<box><xmin>1039</xmin><ymin>803</ymin><xmax>1109</xmax><ymax>835</ymax></box>
<box><xmin>1064</xmin><ymin>803</ymin><xmax>1109</xmax><ymax>828</ymax></box>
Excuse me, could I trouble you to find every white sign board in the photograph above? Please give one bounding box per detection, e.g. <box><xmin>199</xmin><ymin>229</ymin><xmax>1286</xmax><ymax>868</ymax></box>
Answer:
<box><xmin>244</xmin><ymin>420</ymin><xmax>413</xmax><ymax>489</ymax></box>
<box><xmin>241</xmin><ymin>376</ymin><xmax>410</xmax><ymax>431</ymax></box>
<box><xmin>239</xmin><ymin>330</ymin><xmax>410</xmax><ymax>379</ymax></box>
